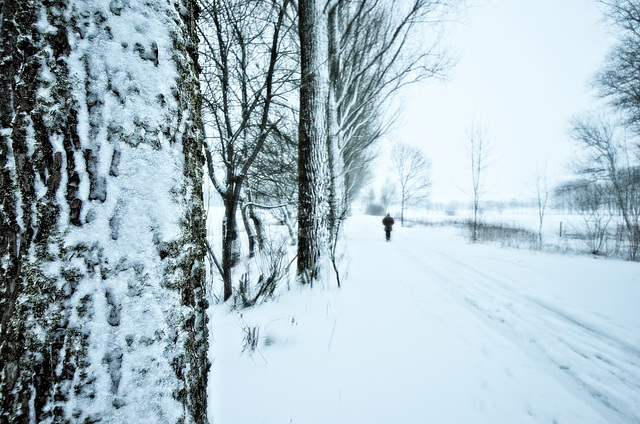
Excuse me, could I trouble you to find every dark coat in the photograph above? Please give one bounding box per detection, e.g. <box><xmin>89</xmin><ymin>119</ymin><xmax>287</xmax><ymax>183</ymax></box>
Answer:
<box><xmin>382</xmin><ymin>215</ymin><xmax>394</xmax><ymax>232</ymax></box>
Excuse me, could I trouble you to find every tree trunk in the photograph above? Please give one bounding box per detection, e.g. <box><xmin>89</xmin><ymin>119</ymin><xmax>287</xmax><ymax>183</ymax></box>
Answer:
<box><xmin>282</xmin><ymin>205</ymin><xmax>297</xmax><ymax>245</ymax></box>
<box><xmin>238</xmin><ymin>187</ymin><xmax>266</xmax><ymax>260</ymax></box>
<box><xmin>297</xmin><ymin>0</ymin><xmax>330</xmax><ymax>284</ymax></box>
<box><xmin>0</xmin><ymin>0</ymin><xmax>209</xmax><ymax>422</ymax></box>
<box><xmin>248</xmin><ymin>209</ymin><xmax>265</xmax><ymax>252</ymax></box>
<box><xmin>222</xmin><ymin>191</ymin><xmax>241</xmax><ymax>301</ymax></box>
<box><xmin>473</xmin><ymin>199</ymin><xmax>480</xmax><ymax>242</ymax></box>
<box><xmin>400</xmin><ymin>188</ymin><xmax>406</xmax><ymax>227</ymax></box>
<box><xmin>326</xmin><ymin>2</ymin><xmax>344</xmax><ymax>245</ymax></box>
<box><xmin>240</xmin><ymin>199</ymin><xmax>257</xmax><ymax>258</ymax></box>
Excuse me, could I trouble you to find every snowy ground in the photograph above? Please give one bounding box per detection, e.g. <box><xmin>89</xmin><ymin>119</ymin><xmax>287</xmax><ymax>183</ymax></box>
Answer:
<box><xmin>207</xmin><ymin>214</ymin><xmax>640</xmax><ymax>423</ymax></box>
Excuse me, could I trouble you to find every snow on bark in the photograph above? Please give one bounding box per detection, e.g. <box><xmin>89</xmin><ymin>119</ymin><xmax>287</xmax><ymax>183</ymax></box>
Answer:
<box><xmin>0</xmin><ymin>0</ymin><xmax>209</xmax><ymax>422</ymax></box>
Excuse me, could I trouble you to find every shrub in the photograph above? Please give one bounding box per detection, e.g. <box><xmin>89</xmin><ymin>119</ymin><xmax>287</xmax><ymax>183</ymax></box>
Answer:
<box><xmin>467</xmin><ymin>221</ymin><xmax>538</xmax><ymax>249</ymax></box>
<box><xmin>233</xmin><ymin>237</ymin><xmax>290</xmax><ymax>308</ymax></box>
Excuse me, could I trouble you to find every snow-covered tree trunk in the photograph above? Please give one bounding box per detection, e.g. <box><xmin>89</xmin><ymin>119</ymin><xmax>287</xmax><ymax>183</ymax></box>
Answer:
<box><xmin>0</xmin><ymin>0</ymin><xmax>209</xmax><ymax>422</ymax></box>
<box><xmin>297</xmin><ymin>0</ymin><xmax>330</xmax><ymax>284</ymax></box>
<box><xmin>326</xmin><ymin>2</ymin><xmax>346</xmax><ymax>246</ymax></box>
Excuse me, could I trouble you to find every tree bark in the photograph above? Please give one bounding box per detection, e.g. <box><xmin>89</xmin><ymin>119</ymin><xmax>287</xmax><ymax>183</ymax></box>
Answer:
<box><xmin>0</xmin><ymin>0</ymin><xmax>209</xmax><ymax>422</ymax></box>
<box><xmin>297</xmin><ymin>0</ymin><xmax>330</xmax><ymax>284</ymax></box>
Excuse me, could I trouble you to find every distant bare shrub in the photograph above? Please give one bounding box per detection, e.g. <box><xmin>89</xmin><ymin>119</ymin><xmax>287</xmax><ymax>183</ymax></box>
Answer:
<box><xmin>571</xmin><ymin>217</ymin><xmax>611</xmax><ymax>255</ymax></box>
<box><xmin>467</xmin><ymin>221</ymin><xmax>538</xmax><ymax>249</ymax></box>
<box><xmin>565</xmin><ymin>180</ymin><xmax>614</xmax><ymax>255</ymax></box>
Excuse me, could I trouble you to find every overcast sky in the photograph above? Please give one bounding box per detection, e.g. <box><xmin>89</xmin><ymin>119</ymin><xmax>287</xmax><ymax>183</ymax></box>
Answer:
<box><xmin>386</xmin><ymin>0</ymin><xmax>616</xmax><ymax>204</ymax></box>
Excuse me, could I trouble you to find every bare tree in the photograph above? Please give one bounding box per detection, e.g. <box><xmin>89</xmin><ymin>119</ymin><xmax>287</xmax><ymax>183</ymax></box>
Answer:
<box><xmin>534</xmin><ymin>163</ymin><xmax>550</xmax><ymax>250</ymax></box>
<box><xmin>342</xmin><ymin>123</ymin><xmax>380</xmax><ymax>210</ymax></box>
<box><xmin>380</xmin><ymin>177</ymin><xmax>398</xmax><ymax>212</ymax></box>
<box><xmin>596</xmin><ymin>0</ymin><xmax>640</xmax><ymax>130</ymax></box>
<box><xmin>199</xmin><ymin>0</ymin><xmax>294</xmax><ymax>301</ymax></box>
<box><xmin>391</xmin><ymin>143</ymin><xmax>432</xmax><ymax>226</ymax></box>
<box><xmin>466</xmin><ymin>119</ymin><xmax>493</xmax><ymax>242</ymax></box>
<box><xmin>579</xmin><ymin>181</ymin><xmax>615</xmax><ymax>255</ymax></box>
<box><xmin>570</xmin><ymin>112</ymin><xmax>640</xmax><ymax>259</ymax></box>
<box><xmin>0</xmin><ymin>0</ymin><xmax>209</xmax><ymax>421</ymax></box>
<box><xmin>249</xmin><ymin>121</ymin><xmax>300</xmax><ymax>244</ymax></box>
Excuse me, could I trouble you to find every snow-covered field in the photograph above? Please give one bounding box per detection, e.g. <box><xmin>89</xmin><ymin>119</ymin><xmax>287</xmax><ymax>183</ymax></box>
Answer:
<box><xmin>207</xmin><ymin>214</ymin><xmax>640</xmax><ymax>423</ymax></box>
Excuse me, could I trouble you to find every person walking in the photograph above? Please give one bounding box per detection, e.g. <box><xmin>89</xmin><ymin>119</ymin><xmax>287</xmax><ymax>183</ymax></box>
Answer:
<box><xmin>382</xmin><ymin>213</ymin><xmax>395</xmax><ymax>241</ymax></box>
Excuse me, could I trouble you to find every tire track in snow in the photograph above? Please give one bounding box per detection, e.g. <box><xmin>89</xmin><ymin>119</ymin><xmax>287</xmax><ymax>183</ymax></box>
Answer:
<box><xmin>405</xmin><ymin>240</ymin><xmax>640</xmax><ymax>423</ymax></box>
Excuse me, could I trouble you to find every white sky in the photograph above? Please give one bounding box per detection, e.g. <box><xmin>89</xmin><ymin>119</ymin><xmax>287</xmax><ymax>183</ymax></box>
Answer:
<box><xmin>386</xmin><ymin>0</ymin><xmax>616</xmax><ymax>204</ymax></box>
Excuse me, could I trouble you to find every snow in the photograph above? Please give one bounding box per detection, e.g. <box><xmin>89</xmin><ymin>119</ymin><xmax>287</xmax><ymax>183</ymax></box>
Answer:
<box><xmin>208</xmin><ymin>213</ymin><xmax>640</xmax><ymax>423</ymax></box>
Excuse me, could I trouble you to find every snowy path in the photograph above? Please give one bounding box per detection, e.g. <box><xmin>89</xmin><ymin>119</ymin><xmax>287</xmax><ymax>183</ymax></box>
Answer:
<box><xmin>209</xmin><ymin>215</ymin><xmax>640</xmax><ymax>423</ymax></box>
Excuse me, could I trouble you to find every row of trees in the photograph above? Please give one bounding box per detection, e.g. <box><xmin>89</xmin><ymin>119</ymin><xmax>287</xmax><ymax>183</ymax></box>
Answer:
<box><xmin>199</xmin><ymin>0</ymin><xmax>452</xmax><ymax>297</ymax></box>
